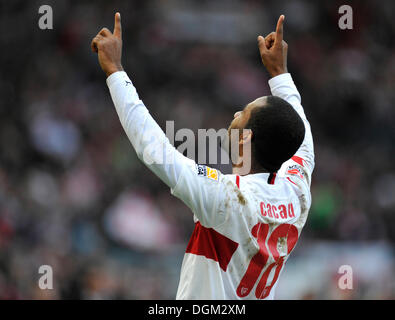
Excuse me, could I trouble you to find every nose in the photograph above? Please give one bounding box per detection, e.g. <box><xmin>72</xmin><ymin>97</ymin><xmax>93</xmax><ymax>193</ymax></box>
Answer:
<box><xmin>234</xmin><ymin>111</ymin><xmax>241</xmax><ymax>119</ymax></box>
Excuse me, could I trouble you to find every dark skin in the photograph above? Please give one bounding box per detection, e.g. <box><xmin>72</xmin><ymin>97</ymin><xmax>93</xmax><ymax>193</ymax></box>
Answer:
<box><xmin>92</xmin><ymin>13</ymin><xmax>288</xmax><ymax>175</ymax></box>
<box><xmin>91</xmin><ymin>12</ymin><xmax>123</xmax><ymax>77</ymax></box>
<box><xmin>229</xmin><ymin>15</ymin><xmax>288</xmax><ymax>132</ymax></box>
<box><xmin>227</xmin><ymin>97</ymin><xmax>268</xmax><ymax>174</ymax></box>
<box><xmin>227</xmin><ymin>15</ymin><xmax>288</xmax><ymax>175</ymax></box>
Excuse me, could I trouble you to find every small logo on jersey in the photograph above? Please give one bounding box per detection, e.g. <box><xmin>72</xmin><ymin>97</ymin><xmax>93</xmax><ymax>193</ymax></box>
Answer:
<box><xmin>196</xmin><ymin>165</ymin><xmax>218</xmax><ymax>181</ymax></box>
<box><xmin>125</xmin><ymin>80</ymin><xmax>132</xmax><ymax>86</ymax></box>
<box><xmin>196</xmin><ymin>165</ymin><xmax>207</xmax><ymax>176</ymax></box>
<box><xmin>286</xmin><ymin>165</ymin><xmax>305</xmax><ymax>180</ymax></box>
<box><xmin>291</xmin><ymin>155</ymin><xmax>305</xmax><ymax>167</ymax></box>
<box><xmin>207</xmin><ymin>167</ymin><xmax>218</xmax><ymax>181</ymax></box>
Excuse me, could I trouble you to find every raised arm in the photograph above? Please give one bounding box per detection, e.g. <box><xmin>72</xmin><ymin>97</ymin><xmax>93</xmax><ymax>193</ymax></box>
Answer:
<box><xmin>90</xmin><ymin>13</ymin><xmax>226</xmax><ymax>227</ymax></box>
<box><xmin>257</xmin><ymin>15</ymin><xmax>314</xmax><ymax>174</ymax></box>
<box><xmin>91</xmin><ymin>12</ymin><xmax>195</xmax><ymax>189</ymax></box>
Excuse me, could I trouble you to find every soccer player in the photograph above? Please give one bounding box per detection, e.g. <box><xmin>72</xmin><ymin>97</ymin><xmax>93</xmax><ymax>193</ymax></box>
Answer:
<box><xmin>91</xmin><ymin>13</ymin><xmax>314</xmax><ymax>300</ymax></box>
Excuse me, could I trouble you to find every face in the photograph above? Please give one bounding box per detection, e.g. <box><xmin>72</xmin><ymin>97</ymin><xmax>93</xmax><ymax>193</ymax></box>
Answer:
<box><xmin>228</xmin><ymin>96</ymin><xmax>268</xmax><ymax>133</ymax></box>
<box><xmin>225</xmin><ymin>96</ymin><xmax>268</xmax><ymax>169</ymax></box>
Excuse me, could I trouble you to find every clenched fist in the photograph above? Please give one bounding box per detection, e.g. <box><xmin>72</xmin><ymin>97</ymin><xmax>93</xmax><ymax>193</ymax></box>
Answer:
<box><xmin>257</xmin><ymin>15</ymin><xmax>288</xmax><ymax>78</ymax></box>
<box><xmin>91</xmin><ymin>12</ymin><xmax>123</xmax><ymax>77</ymax></box>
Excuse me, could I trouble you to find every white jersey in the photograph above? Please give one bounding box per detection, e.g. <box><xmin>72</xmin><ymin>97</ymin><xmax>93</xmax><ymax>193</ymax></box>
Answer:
<box><xmin>107</xmin><ymin>71</ymin><xmax>315</xmax><ymax>300</ymax></box>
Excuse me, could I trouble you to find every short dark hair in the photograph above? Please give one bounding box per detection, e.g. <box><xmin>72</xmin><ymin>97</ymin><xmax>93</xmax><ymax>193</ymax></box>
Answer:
<box><xmin>246</xmin><ymin>96</ymin><xmax>305</xmax><ymax>172</ymax></box>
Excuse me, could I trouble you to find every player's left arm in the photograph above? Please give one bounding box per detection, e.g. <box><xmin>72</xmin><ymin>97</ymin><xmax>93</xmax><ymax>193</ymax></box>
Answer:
<box><xmin>91</xmin><ymin>13</ymin><xmax>226</xmax><ymax>228</ymax></box>
<box><xmin>258</xmin><ymin>16</ymin><xmax>315</xmax><ymax>181</ymax></box>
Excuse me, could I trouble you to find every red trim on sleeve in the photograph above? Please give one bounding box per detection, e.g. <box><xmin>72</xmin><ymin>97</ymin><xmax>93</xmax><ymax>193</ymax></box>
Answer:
<box><xmin>236</xmin><ymin>175</ymin><xmax>240</xmax><ymax>189</ymax></box>
<box><xmin>186</xmin><ymin>222</ymin><xmax>239</xmax><ymax>272</ymax></box>
<box><xmin>287</xmin><ymin>177</ymin><xmax>297</xmax><ymax>186</ymax></box>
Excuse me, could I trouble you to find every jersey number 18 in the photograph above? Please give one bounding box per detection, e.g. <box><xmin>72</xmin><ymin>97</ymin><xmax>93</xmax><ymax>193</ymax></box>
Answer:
<box><xmin>236</xmin><ymin>223</ymin><xmax>299</xmax><ymax>299</ymax></box>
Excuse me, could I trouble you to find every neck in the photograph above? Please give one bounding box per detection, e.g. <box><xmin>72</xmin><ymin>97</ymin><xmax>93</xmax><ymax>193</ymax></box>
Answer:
<box><xmin>232</xmin><ymin>157</ymin><xmax>267</xmax><ymax>176</ymax></box>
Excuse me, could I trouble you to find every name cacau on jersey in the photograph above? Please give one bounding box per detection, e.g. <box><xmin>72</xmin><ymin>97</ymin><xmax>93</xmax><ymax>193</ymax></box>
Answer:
<box><xmin>260</xmin><ymin>201</ymin><xmax>296</xmax><ymax>220</ymax></box>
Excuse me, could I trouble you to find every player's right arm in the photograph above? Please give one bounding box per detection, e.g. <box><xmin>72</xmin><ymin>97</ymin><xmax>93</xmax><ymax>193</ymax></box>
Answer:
<box><xmin>90</xmin><ymin>13</ymin><xmax>226</xmax><ymax>228</ymax></box>
<box><xmin>258</xmin><ymin>15</ymin><xmax>315</xmax><ymax>176</ymax></box>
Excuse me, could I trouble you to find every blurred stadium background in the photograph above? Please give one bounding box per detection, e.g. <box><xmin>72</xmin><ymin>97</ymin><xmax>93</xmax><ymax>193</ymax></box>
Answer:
<box><xmin>0</xmin><ymin>0</ymin><xmax>394</xmax><ymax>299</ymax></box>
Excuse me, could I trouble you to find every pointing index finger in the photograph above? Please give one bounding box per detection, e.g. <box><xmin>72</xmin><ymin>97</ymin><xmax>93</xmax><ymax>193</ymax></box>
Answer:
<box><xmin>274</xmin><ymin>15</ymin><xmax>285</xmax><ymax>46</ymax></box>
<box><xmin>114</xmin><ymin>12</ymin><xmax>122</xmax><ymax>39</ymax></box>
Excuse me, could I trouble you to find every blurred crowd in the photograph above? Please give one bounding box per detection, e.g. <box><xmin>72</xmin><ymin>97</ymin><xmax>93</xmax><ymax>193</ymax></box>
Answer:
<box><xmin>0</xmin><ymin>0</ymin><xmax>394</xmax><ymax>299</ymax></box>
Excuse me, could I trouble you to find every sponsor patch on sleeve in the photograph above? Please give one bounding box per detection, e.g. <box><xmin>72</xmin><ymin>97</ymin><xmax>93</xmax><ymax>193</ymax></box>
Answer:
<box><xmin>286</xmin><ymin>164</ymin><xmax>305</xmax><ymax>180</ymax></box>
<box><xmin>196</xmin><ymin>165</ymin><xmax>219</xmax><ymax>181</ymax></box>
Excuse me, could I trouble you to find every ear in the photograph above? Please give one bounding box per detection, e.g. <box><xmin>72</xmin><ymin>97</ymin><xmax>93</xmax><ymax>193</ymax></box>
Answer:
<box><xmin>240</xmin><ymin>129</ymin><xmax>253</xmax><ymax>145</ymax></box>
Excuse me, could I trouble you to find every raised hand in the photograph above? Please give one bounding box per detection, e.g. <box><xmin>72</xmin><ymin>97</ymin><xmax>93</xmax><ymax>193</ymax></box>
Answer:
<box><xmin>91</xmin><ymin>12</ymin><xmax>123</xmax><ymax>77</ymax></box>
<box><xmin>257</xmin><ymin>15</ymin><xmax>288</xmax><ymax>78</ymax></box>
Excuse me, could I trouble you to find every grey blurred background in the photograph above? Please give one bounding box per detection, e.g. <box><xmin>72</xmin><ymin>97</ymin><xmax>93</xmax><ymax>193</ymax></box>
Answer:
<box><xmin>0</xmin><ymin>0</ymin><xmax>394</xmax><ymax>299</ymax></box>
